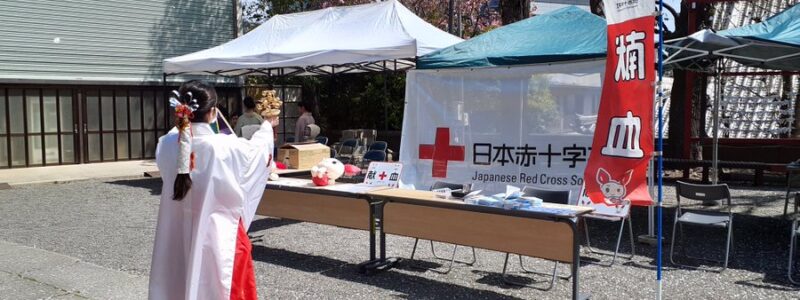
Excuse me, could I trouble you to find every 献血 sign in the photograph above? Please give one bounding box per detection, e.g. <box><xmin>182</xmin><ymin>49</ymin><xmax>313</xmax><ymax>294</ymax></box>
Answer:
<box><xmin>363</xmin><ymin>162</ymin><xmax>403</xmax><ymax>188</ymax></box>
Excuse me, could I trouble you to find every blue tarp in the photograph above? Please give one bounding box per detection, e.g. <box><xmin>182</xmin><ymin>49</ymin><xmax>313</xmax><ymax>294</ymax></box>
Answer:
<box><xmin>719</xmin><ymin>3</ymin><xmax>800</xmax><ymax>47</ymax></box>
<box><xmin>666</xmin><ymin>3</ymin><xmax>800</xmax><ymax>71</ymax></box>
<box><xmin>417</xmin><ymin>6</ymin><xmax>606</xmax><ymax>70</ymax></box>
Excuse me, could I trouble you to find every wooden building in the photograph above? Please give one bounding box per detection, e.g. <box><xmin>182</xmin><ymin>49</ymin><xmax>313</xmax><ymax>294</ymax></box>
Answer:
<box><xmin>0</xmin><ymin>0</ymin><xmax>242</xmax><ymax>168</ymax></box>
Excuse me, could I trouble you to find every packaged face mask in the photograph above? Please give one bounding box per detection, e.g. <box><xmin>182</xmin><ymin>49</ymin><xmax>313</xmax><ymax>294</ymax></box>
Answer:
<box><xmin>502</xmin><ymin>200</ymin><xmax>522</xmax><ymax>210</ymax></box>
<box><xmin>476</xmin><ymin>197</ymin><xmax>503</xmax><ymax>207</ymax></box>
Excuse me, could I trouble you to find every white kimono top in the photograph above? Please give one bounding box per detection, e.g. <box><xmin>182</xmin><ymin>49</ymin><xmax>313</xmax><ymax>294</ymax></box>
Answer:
<box><xmin>149</xmin><ymin>122</ymin><xmax>273</xmax><ymax>300</ymax></box>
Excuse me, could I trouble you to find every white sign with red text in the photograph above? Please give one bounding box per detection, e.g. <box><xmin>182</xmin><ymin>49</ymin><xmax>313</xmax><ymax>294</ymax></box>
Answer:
<box><xmin>363</xmin><ymin>162</ymin><xmax>403</xmax><ymax>188</ymax></box>
<box><xmin>400</xmin><ymin>62</ymin><xmax>605</xmax><ymax>203</ymax></box>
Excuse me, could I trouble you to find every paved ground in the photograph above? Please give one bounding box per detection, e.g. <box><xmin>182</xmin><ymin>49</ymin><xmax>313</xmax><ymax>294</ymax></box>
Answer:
<box><xmin>0</xmin><ymin>240</ymin><xmax>147</xmax><ymax>300</ymax></box>
<box><xmin>0</xmin><ymin>178</ymin><xmax>798</xmax><ymax>299</ymax></box>
<box><xmin>0</xmin><ymin>160</ymin><xmax>156</xmax><ymax>186</ymax></box>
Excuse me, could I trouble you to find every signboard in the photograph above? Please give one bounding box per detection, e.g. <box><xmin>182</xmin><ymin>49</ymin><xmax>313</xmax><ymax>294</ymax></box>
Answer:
<box><xmin>363</xmin><ymin>162</ymin><xmax>403</xmax><ymax>188</ymax></box>
<box><xmin>583</xmin><ymin>0</ymin><xmax>655</xmax><ymax>206</ymax></box>
<box><xmin>400</xmin><ymin>62</ymin><xmax>605</xmax><ymax>202</ymax></box>
<box><xmin>577</xmin><ymin>183</ymin><xmax>631</xmax><ymax>217</ymax></box>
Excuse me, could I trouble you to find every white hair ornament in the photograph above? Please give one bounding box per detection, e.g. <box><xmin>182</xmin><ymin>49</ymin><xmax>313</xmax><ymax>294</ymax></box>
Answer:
<box><xmin>170</xmin><ymin>90</ymin><xmax>198</xmax><ymax>174</ymax></box>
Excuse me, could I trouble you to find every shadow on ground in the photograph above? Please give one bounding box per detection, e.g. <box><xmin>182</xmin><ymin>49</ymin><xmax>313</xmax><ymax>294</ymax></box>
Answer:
<box><xmin>600</xmin><ymin>202</ymin><xmax>799</xmax><ymax>290</ymax></box>
<box><xmin>251</xmin><ymin>244</ymin><xmax>525</xmax><ymax>299</ymax></box>
<box><xmin>107</xmin><ymin>178</ymin><xmax>162</xmax><ymax>196</ymax></box>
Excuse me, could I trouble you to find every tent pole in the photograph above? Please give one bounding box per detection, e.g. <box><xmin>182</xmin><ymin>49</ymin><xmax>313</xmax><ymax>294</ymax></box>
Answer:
<box><xmin>162</xmin><ymin>73</ymin><xmax>168</xmax><ymax>135</ymax></box>
<box><xmin>330</xmin><ymin>67</ymin><xmax>336</xmax><ymax>141</ymax></box>
<box><xmin>712</xmin><ymin>60</ymin><xmax>721</xmax><ymax>184</ymax></box>
<box><xmin>656</xmin><ymin>0</ymin><xmax>665</xmax><ymax>298</ymax></box>
<box><xmin>383</xmin><ymin>61</ymin><xmax>389</xmax><ymax>131</ymax></box>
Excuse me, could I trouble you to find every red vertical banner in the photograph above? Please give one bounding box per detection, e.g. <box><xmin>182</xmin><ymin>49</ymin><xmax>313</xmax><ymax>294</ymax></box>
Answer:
<box><xmin>584</xmin><ymin>0</ymin><xmax>655</xmax><ymax>206</ymax></box>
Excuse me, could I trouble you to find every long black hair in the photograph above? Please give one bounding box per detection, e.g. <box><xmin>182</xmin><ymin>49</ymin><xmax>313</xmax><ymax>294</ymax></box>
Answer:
<box><xmin>173</xmin><ymin>80</ymin><xmax>218</xmax><ymax>201</ymax></box>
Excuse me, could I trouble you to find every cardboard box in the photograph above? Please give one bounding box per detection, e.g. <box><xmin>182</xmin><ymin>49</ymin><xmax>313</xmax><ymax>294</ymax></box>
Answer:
<box><xmin>277</xmin><ymin>143</ymin><xmax>331</xmax><ymax>170</ymax></box>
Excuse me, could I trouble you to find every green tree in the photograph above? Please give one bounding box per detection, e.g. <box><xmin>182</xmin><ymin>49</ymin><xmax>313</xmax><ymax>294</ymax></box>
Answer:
<box><xmin>526</xmin><ymin>75</ymin><xmax>559</xmax><ymax>133</ymax></box>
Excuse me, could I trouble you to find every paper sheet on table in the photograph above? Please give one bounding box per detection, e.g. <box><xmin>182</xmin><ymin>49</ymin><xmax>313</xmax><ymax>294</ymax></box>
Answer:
<box><xmin>321</xmin><ymin>183</ymin><xmax>379</xmax><ymax>194</ymax></box>
<box><xmin>521</xmin><ymin>206</ymin><xmax>577</xmax><ymax>217</ymax></box>
<box><xmin>268</xmin><ymin>178</ymin><xmax>311</xmax><ymax>187</ymax></box>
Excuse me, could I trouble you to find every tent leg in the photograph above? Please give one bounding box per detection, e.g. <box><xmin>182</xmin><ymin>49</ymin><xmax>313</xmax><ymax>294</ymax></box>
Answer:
<box><xmin>383</xmin><ymin>62</ymin><xmax>389</xmax><ymax>131</ymax></box>
<box><xmin>712</xmin><ymin>60</ymin><xmax>721</xmax><ymax>184</ymax></box>
<box><xmin>162</xmin><ymin>73</ymin><xmax>168</xmax><ymax>131</ymax></box>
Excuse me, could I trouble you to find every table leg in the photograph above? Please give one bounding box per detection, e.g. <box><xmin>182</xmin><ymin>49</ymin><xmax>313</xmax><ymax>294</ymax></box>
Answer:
<box><xmin>357</xmin><ymin>201</ymin><xmax>397</xmax><ymax>275</ymax></box>
<box><xmin>370</xmin><ymin>204</ymin><xmax>376</xmax><ymax>261</ymax></box>
<box><xmin>380</xmin><ymin>217</ymin><xmax>386</xmax><ymax>261</ymax></box>
<box><xmin>571</xmin><ymin>220</ymin><xmax>582</xmax><ymax>300</ymax></box>
<box><xmin>358</xmin><ymin>202</ymin><xmax>378</xmax><ymax>274</ymax></box>
<box><xmin>572</xmin><ymin>250</ymin><xmax>578</xmax><ymax>300</ymax></box>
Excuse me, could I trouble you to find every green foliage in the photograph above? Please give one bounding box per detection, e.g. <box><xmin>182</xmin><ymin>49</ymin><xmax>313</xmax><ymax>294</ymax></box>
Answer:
<box><xmin>525</xmin><ymin>75</ymin><xmax>560</xmax><ymax>133</ymax></box>
<box><xmin>248</xmin><ymin>73</ymin><xmax>406</xmax><ymax>131</ymax></box>
<box><xmin>319</xmin><ymin>73</ymin><xmax>406</xmax><ymax>131</ymax></box>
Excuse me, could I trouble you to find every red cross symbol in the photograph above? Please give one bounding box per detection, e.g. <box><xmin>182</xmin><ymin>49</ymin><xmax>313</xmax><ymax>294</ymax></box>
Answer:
<box><xmin>419</xmin><ymin>127</ymin><xmax>465</xmax><ymax>178</ymax></box>
<box><xmin>378</xmin><ymin>171</ymin><xmax>387</xmax><ymax>180</ymax></box>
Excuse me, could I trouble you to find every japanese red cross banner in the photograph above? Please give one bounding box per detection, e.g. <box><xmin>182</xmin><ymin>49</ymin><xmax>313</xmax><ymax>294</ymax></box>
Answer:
<box><xmin>584</xmin><ymin>0</ymin><xmax>655</xmax><ymax>206</ymax></box>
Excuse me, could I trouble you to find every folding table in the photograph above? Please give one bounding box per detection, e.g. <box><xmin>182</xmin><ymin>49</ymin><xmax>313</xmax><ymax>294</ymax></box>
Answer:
<box><xmin>366</xmin><ymin>188</ymin><xmax>593</xmax><ymax>300</ymax></box>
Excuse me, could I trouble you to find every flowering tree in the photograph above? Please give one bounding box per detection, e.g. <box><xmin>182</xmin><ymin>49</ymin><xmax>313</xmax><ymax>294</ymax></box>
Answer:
<box><xmin>242</xmin><ymin>0</ymin><xmax>501</xmax><ymax>38</ymax></box>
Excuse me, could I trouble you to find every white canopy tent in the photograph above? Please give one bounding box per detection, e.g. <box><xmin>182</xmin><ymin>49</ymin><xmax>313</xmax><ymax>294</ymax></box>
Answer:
<box><xmin>163</xmin><ymin>0</ymin><xmax>463</xmax><ymax>77</ymax></box>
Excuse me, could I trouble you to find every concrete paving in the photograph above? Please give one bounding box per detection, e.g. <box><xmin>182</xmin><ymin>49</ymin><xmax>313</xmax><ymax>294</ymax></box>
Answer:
<box><xmin>0</xmin><ymin>240</ymin><xmax>147</xmax><ymax>300</ymax></box>
<box><xmin>1</xmin><ymin>178</ymin><xmax>798</xmax><ymax>299</ymax></box>
<box><xmin>0</xmin><ymin>160</ymin><xmax>157</xmax><ymax>186</ymax></box>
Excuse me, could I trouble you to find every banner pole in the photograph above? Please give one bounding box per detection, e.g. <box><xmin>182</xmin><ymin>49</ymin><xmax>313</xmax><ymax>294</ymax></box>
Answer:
<box><xmin>656</xmin><ymin>0</ymin><xmax>665</xmax><ymax>297</ymax></box>
<box><xmin>712</xmin><ymin>60</ymin><xmax>721</xmax><ymax>184</ymax></box>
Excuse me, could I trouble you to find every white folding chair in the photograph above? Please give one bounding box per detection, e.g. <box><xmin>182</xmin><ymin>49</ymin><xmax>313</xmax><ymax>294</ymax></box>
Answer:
<box><xmin>581</xmin><ymin>200</ymin><xmax>635</xmax><ymax>266</ymax></box>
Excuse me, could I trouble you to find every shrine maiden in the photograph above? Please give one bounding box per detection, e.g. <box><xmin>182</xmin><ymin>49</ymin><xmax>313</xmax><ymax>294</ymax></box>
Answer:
<box><xmin>149</xmin><ymin>81</ymin><xmax>273</xmax><ymax>300</ymax></box>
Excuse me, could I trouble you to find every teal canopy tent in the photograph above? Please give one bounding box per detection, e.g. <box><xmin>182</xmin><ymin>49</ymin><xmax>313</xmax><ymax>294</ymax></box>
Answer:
<box><xmin>664</xmin><ymin>3</ymin><xmax>800</xmax><ymax>187</ymax></box>
<box><xmin>665</xmin><ymin>3</ymin><xmax>800</xmax><ymax>71</ymax></box>
<box><xmin>416</xmin><ymin>6</ymin><xmax>606</xmax><ymax>70</ymax></box>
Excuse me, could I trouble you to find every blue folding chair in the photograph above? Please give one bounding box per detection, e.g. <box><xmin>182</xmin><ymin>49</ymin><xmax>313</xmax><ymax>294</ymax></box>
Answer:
<box><xmin>336</xmin><ymin>139</ymin><xmax>359</xmax><ymax>164</ymax></box>
<box><xmin>360</xmin><ymin>150</ymin><xmax>386</xmax><ymax>168</ymax></box>
<box><xmin>368</xmin><ymin>141</ymin><xmax>388</xmax><ymax>152</ymax></box>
